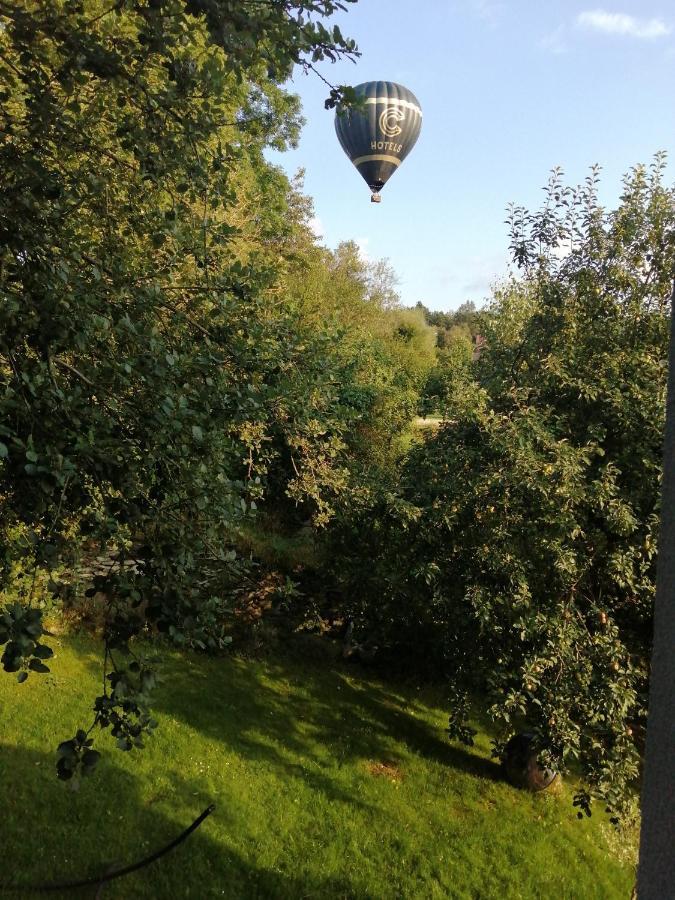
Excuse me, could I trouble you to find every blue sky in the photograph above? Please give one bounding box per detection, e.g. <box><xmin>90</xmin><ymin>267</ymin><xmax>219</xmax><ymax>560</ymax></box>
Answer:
<box><xmin>268</xmin><ymin>1</ymin><xmax>675</xmax><ymax>311</ymax></box>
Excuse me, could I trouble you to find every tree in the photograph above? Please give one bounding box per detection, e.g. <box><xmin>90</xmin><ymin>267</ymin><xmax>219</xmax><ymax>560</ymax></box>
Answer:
<box><xmin>419</xmin><ymin>326</ymin><xmax>472</xmax><ymax>416</ymax></box>
<box><xmin>282</xmin><ymin>237</ymin><xmax>436</xmax><ymax>476</ymax></box>
<box><xmin>415</xmin><ymin>299</ymin><xmax>481</xmax><ymax>356</ymax></box>
<box><xmin>0</xmin><ymin>0</ymin><xmax>359</xmax><ymax>777</ymax></box>
<box><xmin>330</xmin><ymin>158</ymin><xmax>675</xmax><ymax>819</ymax></box>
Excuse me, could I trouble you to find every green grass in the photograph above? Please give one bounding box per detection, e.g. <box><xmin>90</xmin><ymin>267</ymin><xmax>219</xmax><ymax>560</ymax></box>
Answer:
<box><xmin>412</xmin><ymin>416</ymin><xmax>444</xmax><ymax>430</ymax></box>
<box><xmin>234</xmin><ymin>520</ymin><xmax>322</xmax><ymax>571</ymax></box>
<box><xmin>0</xmin><ymin>635</ymin><xmax>635</xmax><ymax>899</ymax></box>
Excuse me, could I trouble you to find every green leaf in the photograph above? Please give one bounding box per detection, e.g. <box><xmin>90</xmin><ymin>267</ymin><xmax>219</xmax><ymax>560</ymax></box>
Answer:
<box><xmin>56</xmin><ymin>757</ymin><xmax>75</xmax><ymax>780</ymax></box>
<box><xmin>82</xmin><ymin>749</ymin><xmax>101</xmax><ymax>772</ymax></box>
<box><xmin>57</xmin><ymin>740</ymin><xmax>77</xmax><ymax>759</ymax></box>
<box><xmin>33</xmin><ymin>643</ymin><xmax>54</xmax><ymax>660</ymax></box>
<box><xmin>2</xmin><ymin>646</ymin><xmax>22</xmax><ymax>673</ymax></box>
<box><xmin>28</xmin><ymin>659</ymin><xmax>50</xmax><ymax>673</ymax></box>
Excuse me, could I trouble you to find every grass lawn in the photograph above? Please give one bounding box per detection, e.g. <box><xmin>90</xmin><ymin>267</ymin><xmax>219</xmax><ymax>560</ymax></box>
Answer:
<box><xmin>0</xmin><ymin>635</ymin><xmax>635</xmax><ymax>899</ymax></box>
<box><xmin>412</xmin><ymin>416</ymin><xmax>444</xmax><ymax>431</ymax></box>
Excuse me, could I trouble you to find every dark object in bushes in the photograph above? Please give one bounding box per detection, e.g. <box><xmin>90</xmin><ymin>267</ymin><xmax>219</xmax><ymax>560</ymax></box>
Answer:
<box><xmin>502</xmin><ymin>733</ymin><xmax>559</xmax><ymax>792</ymax></box>
<box><xmin>341</xmin><ymin>621</ymin><xmax>378</xmax><ymax>664</ymax></box>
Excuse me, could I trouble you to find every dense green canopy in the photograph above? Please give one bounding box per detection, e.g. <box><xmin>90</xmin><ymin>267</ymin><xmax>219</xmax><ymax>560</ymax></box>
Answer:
<box><xmin>1</xmin><ymin>0</ymin><xmax>672</xmax><ymax>829</ymax></box>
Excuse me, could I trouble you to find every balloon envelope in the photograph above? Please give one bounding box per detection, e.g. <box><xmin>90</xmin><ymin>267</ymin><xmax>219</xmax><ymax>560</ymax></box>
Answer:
<box><xmin>334</xmin><ymin>81</ymin><xmax>422</xmax><ymax>199</ymax></box>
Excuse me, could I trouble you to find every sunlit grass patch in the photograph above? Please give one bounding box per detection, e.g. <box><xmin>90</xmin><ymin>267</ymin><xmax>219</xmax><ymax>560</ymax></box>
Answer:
<box><xmin>0</xmin><ymin>635</ymin><xmax>635</xmax><ymax>898</ymax></box>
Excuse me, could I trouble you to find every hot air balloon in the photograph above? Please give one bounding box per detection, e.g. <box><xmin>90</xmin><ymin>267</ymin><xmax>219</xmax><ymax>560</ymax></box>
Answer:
<box><xmin>334</xmin><ymin>81</ymin><xmax>422</xmax><ymax>203</ymax></box>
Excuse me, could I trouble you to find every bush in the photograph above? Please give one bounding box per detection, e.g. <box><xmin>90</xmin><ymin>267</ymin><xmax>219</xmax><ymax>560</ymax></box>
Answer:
<box><xmin>329</xmin><ymin>158</ymin><xmax>675</xmax><ymax>818</ymax></box>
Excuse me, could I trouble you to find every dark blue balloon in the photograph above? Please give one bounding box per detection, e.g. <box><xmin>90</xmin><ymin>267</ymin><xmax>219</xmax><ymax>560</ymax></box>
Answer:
<box><xmin>335</xmin><ymin>81</ymin><xmax>422</xmax><ymax>202</ymax></box>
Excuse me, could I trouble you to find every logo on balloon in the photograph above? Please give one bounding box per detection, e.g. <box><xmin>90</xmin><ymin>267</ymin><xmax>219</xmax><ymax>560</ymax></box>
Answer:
<box><xmin>379</xmin><ymin>106</ymin><xmax>405</xmax><ymax>138</ymax></box>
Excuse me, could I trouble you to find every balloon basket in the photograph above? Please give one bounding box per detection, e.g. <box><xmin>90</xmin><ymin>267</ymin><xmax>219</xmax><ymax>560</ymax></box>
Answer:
<box><xmin>370</xmin><ymin>192</ymin><xmax>382</xmax><ymax>204</ymax></box>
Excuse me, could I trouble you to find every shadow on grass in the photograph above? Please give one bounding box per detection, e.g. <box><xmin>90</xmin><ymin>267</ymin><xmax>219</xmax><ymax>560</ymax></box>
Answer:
<box><xmin>138</xmin><ymin>647</ymin><xmax>503</xmax><ymax>790</ymax></box>
<box><xmin>61</xmin><ymin>634</ymin><xmax>503</xmax><ymax>815</ymax></box>
<box><xmin>0</xmin><ymin>742</ymin><xmax>363</xmax><ymax>900</ymax></box>
<box><xmin>2</xmin><ymin>642</ymin><xmax>633</xmax><ymax>900</ymax></box>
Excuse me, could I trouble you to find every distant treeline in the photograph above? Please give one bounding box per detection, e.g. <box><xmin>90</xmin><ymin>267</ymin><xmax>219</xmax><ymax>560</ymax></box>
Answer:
<box><xmin>413</xmin><ymin>300</ymin><xmax>482</xmax><ymax>350</ymax></box>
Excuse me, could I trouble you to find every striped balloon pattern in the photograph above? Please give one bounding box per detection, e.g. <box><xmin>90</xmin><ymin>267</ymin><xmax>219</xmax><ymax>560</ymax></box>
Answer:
<box><xmin>334</xmin><ymin>81</ymin><xmax>422</xmax><ymax>198</ymax></box>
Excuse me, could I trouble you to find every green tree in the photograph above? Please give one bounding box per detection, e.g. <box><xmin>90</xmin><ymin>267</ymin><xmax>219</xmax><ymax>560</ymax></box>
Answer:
<box><xmin>331</xmin><ymin>158</ymin><xmax>675</xmax><ymax>819</ymax></box>
<box><xmin>281</xmin><ymin>236</ymin><xmax>436</xmax><ymax>475</ymax></box>
<box><xmin>419</xmin><ymin>323</ymin><xmax>473</xmax><ymax>415</ymax></box>
<box><xmin>0</xmin><ymin>0</ymin><xmax>359</xmax><ymax>776</ymax></box>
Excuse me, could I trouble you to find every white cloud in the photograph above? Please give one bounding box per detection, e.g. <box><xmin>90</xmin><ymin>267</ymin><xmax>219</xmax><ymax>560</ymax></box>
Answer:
<box><xmin>577</xmin><ymin>9</ymin><xmax>671</xmax><ymax>39</ymax></box>
<box><xmin>540</xmin><ymin>25</ymin><xmax>569</xmax><ymax>54</ymax></box>
<box><xmin>551</xmin><ymin>237</ymin><xmax>573</xmax><ymax>262</ymax></box>
<box><xmin>355</xmin><ymin>237</ymin><xmax>371</xmax><ymax>263</ymax></box>
<box><xmin>308</xmin><ymin>215</ymin><xmax>324</xmax><ymax>240</ymax></box>
<box><xmin>472</xmin><ymin>0</ymin><xmax>503</xmax><ymax>28</ymax></box>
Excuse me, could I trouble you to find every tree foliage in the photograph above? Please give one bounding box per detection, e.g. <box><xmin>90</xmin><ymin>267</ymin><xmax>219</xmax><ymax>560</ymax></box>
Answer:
<box><xmin>0</xmin><ymin>0</ymin><xmax>371</xmax><ymax>775</ymax></box>
<box><xmin>330</xmin><ymin>158</ymin><xmax>675</xmax><ymax>818</ymax></box>
<box><xmin>3</xmin><ymin>2</ymin><xmax>669</xmax><ymax>826</ymax></box>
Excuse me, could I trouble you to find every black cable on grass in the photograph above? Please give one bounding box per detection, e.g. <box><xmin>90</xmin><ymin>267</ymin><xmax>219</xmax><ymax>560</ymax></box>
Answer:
<box><xmin>0</xmin><ymin>804</ymin><xmax>215</xmax><ymax>894</ymax></box>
